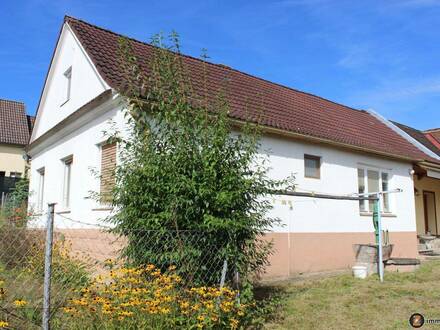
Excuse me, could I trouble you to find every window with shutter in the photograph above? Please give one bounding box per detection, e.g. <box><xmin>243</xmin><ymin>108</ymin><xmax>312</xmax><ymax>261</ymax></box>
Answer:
<box><xmin>100</xmin><ymin>143</ymin><xmax>116</xmax><ymax>203</ymax></box>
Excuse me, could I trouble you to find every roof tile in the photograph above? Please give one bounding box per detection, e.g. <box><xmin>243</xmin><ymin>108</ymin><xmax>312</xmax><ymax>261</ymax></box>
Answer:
<box><xmin>0</xmin><ymin>99</ymin><xmax>30</xmax><ymax>146</ymax></box>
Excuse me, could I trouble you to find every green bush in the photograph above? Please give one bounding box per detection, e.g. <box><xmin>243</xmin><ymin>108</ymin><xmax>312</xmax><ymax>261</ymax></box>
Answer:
<box><xmin>106</xmin><ymin>33</ymin><xmax>294</xmax><ymax>290</ymax></box>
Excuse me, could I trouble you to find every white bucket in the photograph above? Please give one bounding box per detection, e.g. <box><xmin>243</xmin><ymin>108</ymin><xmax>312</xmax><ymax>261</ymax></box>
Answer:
<box><xmin>352</xmin><ymin>264</ymin><xmax>368</xmax><ymax>279</ymax></box>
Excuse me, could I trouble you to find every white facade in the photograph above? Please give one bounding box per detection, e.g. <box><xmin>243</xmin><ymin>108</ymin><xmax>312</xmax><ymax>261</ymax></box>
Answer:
<box><xmin>28</xmin><ymin>92</ymin><xmax>417</xmax><ymax>234</ymax></box>
<box><xmin>28</xmin><ymin>21</ymin><xmax>418</xmax><ymax>238</ymax></box>
<box><xmin>264</xmin><ymin>135</ymin><xmax>416</xmax><ymax>234</ymax></box>
<box><xmin>31</xmin><ymin>24</ymin><xmax>109</xmax><ymax>141</ymax></box>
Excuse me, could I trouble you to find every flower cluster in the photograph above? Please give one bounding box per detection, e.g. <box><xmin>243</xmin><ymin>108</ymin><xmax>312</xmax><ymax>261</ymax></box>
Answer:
<box><xmin>62</xmin><ymin>263</ymin><xmax>247</xmax><ymax>329</ymax></box>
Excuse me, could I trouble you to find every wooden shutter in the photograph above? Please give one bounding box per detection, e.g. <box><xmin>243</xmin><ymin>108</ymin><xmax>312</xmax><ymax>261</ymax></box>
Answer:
<box><xmin>100</xmin><ymin>143</ymin><xmax>116</xmax><ymax>202</ymax></box>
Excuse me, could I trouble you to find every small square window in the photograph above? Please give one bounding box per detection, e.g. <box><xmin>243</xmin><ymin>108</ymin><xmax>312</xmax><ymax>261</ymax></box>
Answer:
<box><xmin>304</xmin><ymin>154</ymin><xmax>321</xmax><ymax>179</ymax></box>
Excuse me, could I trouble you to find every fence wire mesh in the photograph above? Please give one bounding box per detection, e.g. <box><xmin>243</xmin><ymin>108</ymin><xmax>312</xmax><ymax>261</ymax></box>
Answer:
<box><xmin>0</xmin><ymin>209</ymin><xmax>244</xmax><ymax>329</ymax></box>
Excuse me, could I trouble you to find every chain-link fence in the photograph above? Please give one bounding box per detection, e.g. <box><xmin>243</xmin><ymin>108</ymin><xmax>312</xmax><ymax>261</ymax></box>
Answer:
<box><xmin>0</xmin><ymin>206</ymin><xmax>244</xmax><ymax>329</ymax></box>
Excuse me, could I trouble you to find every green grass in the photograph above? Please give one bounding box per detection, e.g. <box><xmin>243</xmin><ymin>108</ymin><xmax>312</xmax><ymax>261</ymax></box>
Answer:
<box><xmin>263</xmin><ymin>261</ymin><xmax>440</xmax><ymax>330</ymax></box>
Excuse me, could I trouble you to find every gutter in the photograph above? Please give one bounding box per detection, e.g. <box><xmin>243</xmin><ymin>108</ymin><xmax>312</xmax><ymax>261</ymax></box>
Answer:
<box><xmin>229</xmin><ymin>119</ymin><xmax>421</xmax><ymax>164</ymax></box>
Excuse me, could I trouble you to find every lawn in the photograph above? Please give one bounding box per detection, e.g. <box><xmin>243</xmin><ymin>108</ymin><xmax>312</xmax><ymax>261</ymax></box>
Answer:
<box><xmin>264</xmin><ymin>260</ymin><xmax>440</xmax><ymax>329</ymax></box>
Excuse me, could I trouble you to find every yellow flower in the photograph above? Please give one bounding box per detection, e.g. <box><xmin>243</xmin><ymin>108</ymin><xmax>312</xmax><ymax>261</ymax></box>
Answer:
<box><xmin>71</xmin><ymin>298</ymin><xmax>88</xmax><ymax>306</ymax></box>
<box><xmin>14</xmin><ymin>299</ymin><xmax>27</xmax><ymax>307</ymax></box>
<box><xmin>0</xmin><ymin>321</ymin><xmax>8</xmax><ymax>328</ymax></box>
<box><xmin>119</xmin><ymin>311</ymin><xmax>134</xmax><ymax>317</ymax></box>
<box><xmin>63</xmin><ymin>307</ymin><xmax>77</xmax><ymax>313</ymax></box>
<box><xmin>160</xmin><ymin>307</ymin><xmax>170</xmax><ymax>314</ymax></box>
<box><xmin>191</xmin><ymin>303</ymin><xmax>201</xmax><ymax>311</ymax></box>
<box><xmin>230</xmin><ymin>318</ymin><xmax>239</xmax><ymax>329</ymax></box>
<box><xmin>204</xmin><ymin>302</ymin><xmax>214</xmax><ymax>310</ymax></box>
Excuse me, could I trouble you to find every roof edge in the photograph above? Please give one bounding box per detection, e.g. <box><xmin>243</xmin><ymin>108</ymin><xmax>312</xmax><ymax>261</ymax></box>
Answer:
<box><xmin>26</xmin><ymin>90</ymin><xmax>114</xmax><ymax>154</ymax></box>
<box><xmin>229</xmin><ymin>118</ymin><xmax>420</xmax><ymax>164</ymax></box>
<box><xmin>370</xmin><ymin>111</ymin><xmax>440</xmax><ymax>161</ymax></box>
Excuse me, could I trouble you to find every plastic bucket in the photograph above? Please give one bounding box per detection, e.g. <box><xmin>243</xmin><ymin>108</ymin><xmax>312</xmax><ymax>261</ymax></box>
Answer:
<box><xmin>352</xmin><ymin>264</ymin><xmax>368</xmax><ymax>279</ymax></box>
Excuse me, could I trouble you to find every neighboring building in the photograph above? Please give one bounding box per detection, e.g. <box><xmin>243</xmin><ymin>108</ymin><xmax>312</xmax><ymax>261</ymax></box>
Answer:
<box><xmin>27</xmin><ymin>16</ymin><xmax>439</xmax><ymax>278</ymax></box>
<box><xmin>0</xmin><ymin>99</ymin><xmax>33</xmax><ymax>202</ymax></box>
<box><xmin>390</xmin><ymin>121</ymin><xmax>440</xmax><ymax>238</ymax></box>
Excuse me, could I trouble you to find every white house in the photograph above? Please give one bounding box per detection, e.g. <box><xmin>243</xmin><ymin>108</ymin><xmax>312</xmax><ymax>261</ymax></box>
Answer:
<box><xmin>27</xmin><ymin>16</ymin><xmax>439</xmax><ymax>279</ymax></box>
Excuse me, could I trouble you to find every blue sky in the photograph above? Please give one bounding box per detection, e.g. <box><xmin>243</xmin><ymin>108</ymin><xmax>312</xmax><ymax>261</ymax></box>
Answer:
<box><xmin>1</xmin><ymin>0</ymin><xmax>439</xmax><ymax>130</ymax></box>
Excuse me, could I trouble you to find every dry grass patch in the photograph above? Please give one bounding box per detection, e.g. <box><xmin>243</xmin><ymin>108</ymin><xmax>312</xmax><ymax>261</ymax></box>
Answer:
<box><xmin>264</xmin><ymin>261</ymin><xmax>440</xmax><ymax>330</ymax></box>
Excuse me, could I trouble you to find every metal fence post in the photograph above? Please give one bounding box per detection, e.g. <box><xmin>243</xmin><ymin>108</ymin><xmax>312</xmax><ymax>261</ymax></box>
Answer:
<box><xmin>43</xmin><ymin>203</ymin><xmax>56</xmax><ymax>330</ymax></box>
<box><xmin>219</xmin><ymin>259</ymin><xmax>228</xmax><ymax>289</ymax></box>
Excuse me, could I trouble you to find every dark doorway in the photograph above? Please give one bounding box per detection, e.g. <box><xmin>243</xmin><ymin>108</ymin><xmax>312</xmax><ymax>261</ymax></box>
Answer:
<box><xmin>424</xmin><ymin>191</ymin><xmax>438</xmax><ymax>235</ymax></box>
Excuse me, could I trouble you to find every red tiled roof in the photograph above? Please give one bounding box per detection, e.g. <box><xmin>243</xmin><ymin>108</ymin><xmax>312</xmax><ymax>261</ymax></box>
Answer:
<box><xmin>65</xmin><ymin>16</ymin><xmax>436</xmax><ymax>162</ymax></box>
<box><xmin>0</xmin><ymin>99</ymin><xmax>30</xmax><ymax>146</ymax></box>
<box><xmin>425</xmin><ymin>133</ymin><xmax>440</xmax><ymax>151</ymax></box>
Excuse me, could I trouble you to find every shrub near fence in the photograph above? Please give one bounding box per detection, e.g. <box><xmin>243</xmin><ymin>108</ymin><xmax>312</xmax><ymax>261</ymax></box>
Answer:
<box><xmin>0</xmin><ymin>211</ymin><xmax>252</xmax><ymax>329</ymax></box>
<box><xmin>0</xmin><ymin>176</ymin><xmax>21</xmax><ymax>208</ymax></box>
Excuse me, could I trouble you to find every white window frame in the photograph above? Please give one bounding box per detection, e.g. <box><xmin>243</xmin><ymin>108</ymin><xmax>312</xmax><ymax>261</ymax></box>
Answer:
<box><xmin>358</xmin><ymin>166</ymin><xmax>393</xmax><ymax>214</ymax></box>
<box><xmin>37</xmin><ymin>167</ymin><xmax>45</xmax><ymax>212</ymax></box>
<box><xmin>61</xmin><ymin>156</ymin><xmax>73</xmax><ymax>210</ymax></box>
<box><xmin>304</xmin><ymin>154</ymin><xmax>321</xmax><ymax>179</ymax></box>
<box><xmin>62</xmin><ymin>66</ymin><xmax>72</xmax><ymax>105</ymax></box>
<box><xmin>97</xmin><ymin>141</ymin><xmax>118</xmax><ymax>206</ymax></box>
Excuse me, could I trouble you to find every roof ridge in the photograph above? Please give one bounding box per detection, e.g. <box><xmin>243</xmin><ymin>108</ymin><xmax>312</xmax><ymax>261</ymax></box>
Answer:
<box><xmin>64</xmin><ymin>15</ymin><xmax>367</xmax><ymax>115</ymax></box>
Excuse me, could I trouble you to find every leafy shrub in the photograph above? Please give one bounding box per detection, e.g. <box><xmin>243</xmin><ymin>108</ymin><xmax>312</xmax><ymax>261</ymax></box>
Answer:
<box><xmin>1</xmin><ymin>178</ymin><xmax>30</xmax><ymax>227</ymax></box>
<box><xmin>108</xmin><ymin>33</ymin><xmax>295</xmax><ymax>290</ymax></box>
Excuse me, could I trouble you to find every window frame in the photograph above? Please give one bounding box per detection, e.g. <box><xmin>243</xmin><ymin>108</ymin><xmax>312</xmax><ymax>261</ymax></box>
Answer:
<box><xmin>358</xmin><ymin>166</ymin><xmax>392</xmax><ymax>214</ymax></box>
<box><xmin>61</xmin><ymin>155</ymin><xmax>73</xmax><ymax>210</ymax></box>
<box><xmin>304</xmin><ymin>154</ymin><xmax>321</xmax><ymax>179</ymax></box>
<box><xmin>37</xmin><ymin>167</ymin><xmax>45</xmax><ymax>212</ymax></box>
<box><xmin>99</xmin><ymin>142</ymin><xmax>117</xmax><ymax>204</ymax></box>
<box><xmin>62</xmin><ymin>66</ymin><xmax>72</xmax><ymax>105</ymax></box>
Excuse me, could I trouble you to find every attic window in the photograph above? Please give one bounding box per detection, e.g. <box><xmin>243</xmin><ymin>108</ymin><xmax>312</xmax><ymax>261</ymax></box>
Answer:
<box><xmin>63</xmin><ymin>66</ymin><xmax>72</xmax><ymax>104</ymax></box>
<box><xmin>304</xmin><ymin>154</ymin><xmax>321</xmax><ymax>179</ymax></box>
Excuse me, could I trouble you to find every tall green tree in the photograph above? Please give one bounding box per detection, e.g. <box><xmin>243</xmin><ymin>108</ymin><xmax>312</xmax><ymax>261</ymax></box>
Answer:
<box><xmin>108</xmin><ymin>33</ymin><xmax>294</xmax><ymax>287</ymax></box>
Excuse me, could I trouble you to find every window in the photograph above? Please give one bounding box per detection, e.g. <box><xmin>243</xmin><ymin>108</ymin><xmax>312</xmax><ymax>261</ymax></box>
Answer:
<box><xmin>62</xmin><ymin>156</ymin><xmax>73</xmax><ymax>209</ymax></box>
<box><xmin>357</xmin><ymin>167</ymin><xmax>392</xmax><ymax>213</ymax></box>
<box><xmin>63</xmin><ymin>67</ymin><xmax>72</xmax><ymax>103</ymax></box>
<box><xmin>37</xmin><ymin>168</ymin><xmax>45</xmax><ymax>211</ymax></box>
<box><xmin>367</xmin><ymin>170</ymin><xmax>379</xmax><ymax>211</ymax></box>
<box><xmin>358</xmin><ymin>169</ymin><xmax>366</xmax><ymax>212</ymax></box>
<box><xmin>382</xmin><ymin>173</ymin><xmax>390</xmax><ymax>213</ymax></box>
<box><xmin>100</xmin><ymin>143</ymin><xmax>116</xmax><ymax>202</ymax></box>
<box><xmin>304</xmin><ymin>154</ymin><xmax>321</xmax><ymax>179</ymax></box>
<box><xmin>10</xmin><ymin>172</ymin><xmax>21</xmax><ymax>178</ymax></box>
